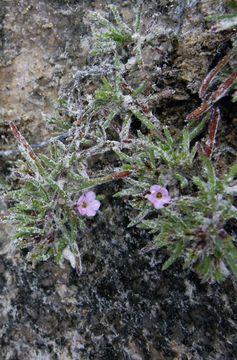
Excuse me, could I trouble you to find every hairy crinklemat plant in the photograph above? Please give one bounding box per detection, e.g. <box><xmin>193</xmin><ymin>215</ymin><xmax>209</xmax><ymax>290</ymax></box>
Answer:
<box><xmin>89</xmin><ymin>4</ymin><xmax>144</xmax><ymax>63</ymax></box>
<box><xmin>114</xmin><ymin>120</ymin><xmax>237</xmax><ymax>282</ymax></box>
<box><xmin>1</xmin><ymin>5</ymin><xmax>237</xmax><ymax>283</ymax></box>
<box><xmin>2</xmin><ymin>122</ymin><xmax>128</xmax><ymax>273</ymax></box>
<box><xmin>114</xmin><ymin>121</ymin><xmax>205</xmax><ymax>204</ymax></box>
<box><xmin>137</xmin><ymin>156</ymin><xmax>237</xmax><ymax>283</ymax></box>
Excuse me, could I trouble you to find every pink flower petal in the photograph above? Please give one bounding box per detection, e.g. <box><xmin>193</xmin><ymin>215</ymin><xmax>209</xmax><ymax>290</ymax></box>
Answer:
<box><xmin>86</xmin><ymin>208</ymin><xmax>97</xmax><ymax>217</ymax></box>
<box><xmin>85</xmin><ymin>191</ymin><xmax>96</xmax><ymax>202</ymax></box>
<box><xmin>152</xmin><ymin>200</ymin><xmax>165</xmax><ymax>209</ymax></box>
<box><xmin>77</xmin><ymin>205</ymin><xmax>87</xmax><ymax>216</ymax></box>
<box><xmin>147</xmin><ymin>193</ymin><xmax>157</xmax><ymax>202</ymax></box>
<box><xmin>90</xmin><ymin>200</ymin><xmax>101</xmax><ymax>211</ymax></box>
<box><xmin>77</xmin><ymin>194</ymin><xmax>86</xmax><ymax>206</ymax></box>
<box><xmin>150</xmin><ymin>185</ymin><xmax>162</xmax><ymax>194</ymax></box>
<box><xmin>160</xmin><ymin>188</ymin><xmax>169</xmax><ymax>198</ymax></box>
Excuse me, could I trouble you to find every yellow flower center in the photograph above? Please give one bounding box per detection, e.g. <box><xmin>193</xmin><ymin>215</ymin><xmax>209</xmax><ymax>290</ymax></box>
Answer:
<box><xmin>156</xmin><ymin>192</ymin><xmax>163</xmax><ymax>199</ymax></box>
<box><xmin>82</xmin><ymin>201</ymin><xmax>88</xmax><ymax>208</ymax></box>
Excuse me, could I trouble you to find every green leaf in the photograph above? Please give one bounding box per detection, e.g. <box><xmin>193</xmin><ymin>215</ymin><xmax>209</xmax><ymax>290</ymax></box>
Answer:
<box><xmin>222</xmin><ymin>240</ymin><xmax>237</xmax><ymax>278</ymax></box>
<box><xmin>120</xmin><ymin>113</ymin><xmax>132</xmax><ymax>140</ymax></box>
<box><xmin>181</xmin><ymin>128</ymin><xmax>190</xmax><ymax>155</ymax></box>
<box><xmin>193</xmin><ymin>176</ymin><xmax>207</xmax><ymax>194</ymax></box>
<box><xmin>71</xmin><ymin>172</ymin><xmax>122</xmax><ymax>193</ymax></box>
<box><xmin>196</xmin><ymin>256</ymin><xmax>212</xmax><ymax>277</ymax></box>
<box><xmin>202</xmin><ymin>156</ymin><xmax>216</xmax><ymax>191</ymax></box>
<box><xmin>153</xmin><ymin>235</ymin><xmax>168</xmax><ymax>250</ymax></box>
<box><xmin>103</xmin><ymin>109</ymin><xmax>118</xmax><ymax>129</ymax></box>
<box><xmin>128</xmin><ymin>206</ymin><xmax>150</xmax><ymax>227</ymax></box>
<box><xmin>162</xmin><ymin>208</ymin><xmax>189</xmax><ymax>230</ymax></box>
<box><xmin>109</xmin><ymin>5</ymin><xmax>132</xmax><ymax>36</ymax></box>
<box><xmin>189</xmin><ymin>118</ymin><xmax>207</xmax><ymax>141</ymax></box>
<box><xmin>15</xmin><ymin>227</ymin><xmax>45</xmax><ymax>238</ymax></box>
<box><xmin>226</xmin><ymin>162</ymin><xmax>237</xmax><ymax>183</ymax></box>
<box><xmin>183</xmin><ymin>250</ymin><xmax>198</xmax><ymax>269</ymax></box>
<box><xmin>67</xmin><ymin>171</ymin><xmax>84</xmax><ymax>182</ymax></box>
<box><xmin>114</xmin><ymin>187</ymin><xmax>142</xmax><ymax>197</ymax></box>
<box><xmin>214</xmin><ymin>266</ymin><xmax>224</xmax><ymax>283</ymax></box>
<box><xmin>89</xmin><ymin>11</ymin><xmax>115</xmax><ymax>32</ymax></box>
<box><xmin>175</xmin><ymin>174</ymin><xmax>188</xmax><ymax>189</ymax></box>
<box><xmin>132</xmin><ymin>82</ymin><xmax>146</xmax><ymax>98</ymax></box>
<box><xmin>44</xmin><ymin>175</ymin><xmax>68</xmax><ymax>199</ymax></box>
<box><xmin>122</xmin><ymin>164</ymin><xmax>133</xmax><ymax>171</ymax></box>
<box><xmin>190</xmin><ymin>145</ymin><xmax>197</xmax><ymax>163</ymax></box>
<box><xmin>39</xmin><ymin>154</ymin><xmax>58</xmax><ymax>169</ymax></box>
<box><xmin>161</xmin><ymin>242</ymin><xmax>183</xmax><ymax>270</ymax></box>
<box><xmin>137</xmin><ymin>220</ymin><xmax>159</xmax><ymax>230</ymax></box>
<box><xmin>163</xmin><ymin>127</ymin><xmax>174</xmax><ymax>147</ymax></box>
<box><xmin>149</xmin><ymin>147</ymin><xmax>156</xmax><ymax>170</ymax></box>
<box><xmin>131</xmin><ymin>109</ymin><xmax>159</xmax><ymax>134</ymax></box>
<box><xmin>225</xmin><ymin>254</ymin><xmax>237</xmax><ymax>278</ymax></box>
<box><xmin>134</xmin><ymin>4</ymin><xmax>142</xmax><ymax>33</ymax></box>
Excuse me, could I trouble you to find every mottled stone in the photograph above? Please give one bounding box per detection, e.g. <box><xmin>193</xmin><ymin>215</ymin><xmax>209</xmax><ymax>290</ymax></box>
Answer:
<box><xmin>0</xmin><ymin>0</ymin><xmax>237</xmax><ymax>359</ymax></box>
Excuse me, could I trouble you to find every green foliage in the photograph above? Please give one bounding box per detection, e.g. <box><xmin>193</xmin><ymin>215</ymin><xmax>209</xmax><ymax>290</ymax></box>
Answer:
<box><xmin>1</xmin><ymin>5</ymin><xmax>237</xmax><ymax>284</ymax></box>
<box><xmin>5</xmin><ymin>148</ymin><xmax>78</xmax><ymax>265</ymax></box>
<box><xmin>3</xmin><ymin>132</ymin><xmax>118</xmax><ymax>268</ymax></box>
<box><xmin>45</xmin><ymin>98</ymin><xmax>73</xmax><ymax>133</ymax></box>
<box><xmin>207</xmin><ymin>0</ymin><xmax>237</xmax><ymax>31</ymax></box>
<box><xmin>91</xmin><ymin>5</ymin><xmax>157</xmax><ymax>65</ymax></box>
<box><xmin>114</xmin><ymin>122</ymin><xmax>204</xmax><ymax>200</ymax></box>
<box><xmin>89</xmin><ymin>5</ymin><xmax>133</xmax><ymax>55</ymax></box>
<box><xmin>90</xmin><ymin>4</ymin><xmax>145</xmax><ymax>65</ymax></box>
<box><xmin>208</xmin><ymin>13</ymin><xmax>237</xmax><ymax>31</ymax></box>
<box><xmin>94</xmin><ymin>73</ymin><xmax>159</xmax><ymax>134</ymax></box>
<box><xmin>114</xmin><ymin>115</ymin><xmax>237</xmax><ymax>282</ymax></box>
<box><xmin>136</xmin><ymin>157</ymin><xmax>237</xmax><ymax>283</ymax></box>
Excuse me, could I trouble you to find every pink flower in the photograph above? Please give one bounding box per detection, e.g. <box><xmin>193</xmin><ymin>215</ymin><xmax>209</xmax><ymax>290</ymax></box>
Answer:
<box><xmin>77</xmin><ymin>191</ymin><xmax>101</xmax><ymax>217</ymax></box>
<box><xmin>147</xmin><ymin>185</ymin><xmax>171</xmax><ymax>209</ymax></box>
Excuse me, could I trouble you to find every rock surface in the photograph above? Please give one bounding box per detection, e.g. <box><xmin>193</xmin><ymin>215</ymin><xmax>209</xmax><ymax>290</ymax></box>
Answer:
<box><xmin>0</xmin><ymin>0</ymin><xmax>237</xmax><ymax>359</ymax></box>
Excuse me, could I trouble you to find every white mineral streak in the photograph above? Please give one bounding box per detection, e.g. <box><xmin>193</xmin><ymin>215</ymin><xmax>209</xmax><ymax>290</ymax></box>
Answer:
<box><xmin>62</xmin><ymin>247</ymin><xmax>76</xmax><ymax>269</ymax></box>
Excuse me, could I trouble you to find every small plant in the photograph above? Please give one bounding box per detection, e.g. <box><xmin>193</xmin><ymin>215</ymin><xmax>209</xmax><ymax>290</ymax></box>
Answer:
<box><xmin>114</xmin><ymin>122</ymin><xmax>204</xmax><ymax>205</ymax></box>
<box><xmin>3</xmin><ymin>122</ymin><xmax>128</xmax><ymax>272</ymax></box>
<box><xmin>93</xmin><ymin>66</ymin><xmax>160</xmax><ymax>137</ymax></box>
<box><xmin>113</xmin><ymin>116</ymin><xmax>237</xmax><ymax>282</ymax></box>
<box><xmin>137</xmin><ymin>156</ymin><xmax>237</xmax><ymax>283</ymax></box>
<box><xmin>89</xmin><ymin>4</ymin><xmax>143</xmax><ymax>64</ymax></box>
<box><xmin>1</xmin><ymin>5</ymin><xmax>236</xmax><ymax>284</ymax></box>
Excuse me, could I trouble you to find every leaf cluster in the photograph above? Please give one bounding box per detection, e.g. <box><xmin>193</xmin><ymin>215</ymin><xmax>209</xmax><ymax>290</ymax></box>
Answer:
<box><xmin>114</xmin><ymin>121</ymin><xmax>206</xmax><ymax>201</ymax></box>
<box><xmin>137</xmin><ymin>158</ymin><xmax>237</xmax><ymax>283</ymax></box>
<box><xmin>3</xmin><ymin>133</ymin><xmax>117</xmax><ymax>267</ymax></box>
<box><xmin>89</xmin><ymin>5</ymin><xmax>142</xmax><ymax>61</ymax></box>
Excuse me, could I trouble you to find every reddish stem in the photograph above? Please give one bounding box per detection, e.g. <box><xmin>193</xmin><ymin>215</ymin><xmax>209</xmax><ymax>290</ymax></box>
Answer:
<box><xmin>186</xmin><ymin>102</ymin><xmax>210</xmax><ymax>120</ymax></box>
<box><xmin>199</xmin><ymin>54</ymin><xmax>230</xmax><ymax>99</ymax></box>
<box><xmin>110</xmin><ymin>171</ymin><xmax>132</xmax><ymax>180</ymax></box>
<box><xmin>186</xmin><ymin>71</ymin><xmax>237</xmax><ymax>120</ymax></box>
<box><xmin>211</xmin><ymin>71</ymin><xmax>237</xmax><ymax>103</ymax></box>
<box><xmin>8</xmin><ymin>121</ymin><xmax>38</xmax><ymax>162</ymax></box>
<box><xmin>204</xmin><ymin>106</ymin><xmax>220</xmax><ymax>158</ymax></box>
